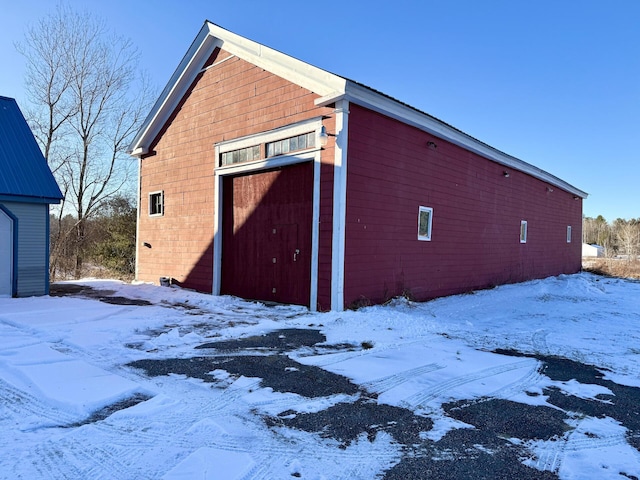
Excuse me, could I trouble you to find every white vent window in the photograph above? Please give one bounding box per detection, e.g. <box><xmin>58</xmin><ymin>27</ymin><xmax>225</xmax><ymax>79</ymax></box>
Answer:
<box><xmin>220</xmin><ymin>145</ymin><xmax>261</xmax><ymax>166</ymax></box>
<box><xmin>418</xmin><ymin>206</ymin><xmax>433</xmax><ymax>241</ymax></box>
<box><xmin>266</xmin><ymin>132</ymin><xmax>315</xmax><ymax>157</ymax></box>
<box><xmin>520</xmin><ymin>220</ymin><xmax>528</xmax><ymax>243</ymax></box>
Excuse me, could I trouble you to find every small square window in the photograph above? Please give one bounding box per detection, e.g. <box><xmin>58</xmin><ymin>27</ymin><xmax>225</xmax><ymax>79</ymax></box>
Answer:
<box><xmin>418</xmin><ymin>206</ymin><xmax>433</xmax><ymax>241</ymax></box>
<box><xmin>520</xmin><ymin>220</ymin><xmax>528</xmax><ymax>243</ymax></box>
<box><xmin>149</xmin><ymin>191</ymin><xmax>164</xmax><ymax>216</ymax></box>
<box><xmin>567</xmin><ymin>225</ymin><xmax>572</xmax><ymax>243</ymax></box>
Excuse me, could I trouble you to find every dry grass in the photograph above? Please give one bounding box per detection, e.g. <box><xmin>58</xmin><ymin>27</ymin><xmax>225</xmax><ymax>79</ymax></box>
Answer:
<box><xmin>583</xmin><ymin>258</ymin><xmax>640</xmax><ymax>280</ymax></box>
<box><xmin>51</xmin><ymin>263</ymin><xmax>134</xmax><ymax>283</ymax></box>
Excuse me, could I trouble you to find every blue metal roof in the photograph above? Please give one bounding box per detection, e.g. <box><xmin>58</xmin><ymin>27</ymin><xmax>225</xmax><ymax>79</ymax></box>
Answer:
<box><xmin>0</xmin><ymin>96</ymin><xmax>63</xmax><ymax>204</ymax></box>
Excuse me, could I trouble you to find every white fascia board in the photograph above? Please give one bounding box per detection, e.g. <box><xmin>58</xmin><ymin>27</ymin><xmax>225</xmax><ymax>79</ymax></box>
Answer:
<box><xmin>129</xmin><ymin>21</ymin><xmax>346</xmax><ymax>156</ymax></box>
<box><xmin>129</xmin><ymin>24</ymin><xmax>221</xmax><ymax>154</ymax></box>
<box><xmin>208</xmin><ymin>23</ymin><xmax>346</xmax><ymax>96</ymax></box>
<box><xmin>342</xmin><ymin>81</ymin><xmax>588</xmax><ymax>199</ymax></box>
<box><xmin>207</xmin><ymin>23</ymin><xmax>346</xmax><ymax>97</ymax></box>
<box><xmin>130</xmin><ymin>146</ymin><xmax>148</xmax><ymax>158</ymax></box>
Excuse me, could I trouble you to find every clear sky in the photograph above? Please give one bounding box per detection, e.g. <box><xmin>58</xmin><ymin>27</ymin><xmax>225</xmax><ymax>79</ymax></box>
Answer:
<box><xmin>2</xmin><ymin>0</ymin><xmax>639</xmax><ymax>221</ymax></box>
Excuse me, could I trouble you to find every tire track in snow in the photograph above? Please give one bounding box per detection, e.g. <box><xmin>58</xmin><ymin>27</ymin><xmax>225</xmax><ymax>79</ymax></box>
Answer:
<box><xmin>307</xmin><ymin>338</ymin><xmax>432</xmax><ymax>368</ymax></box>
<box><xmin>233</xmin><ymin>434</ymin><xmax>400</xmax><ymax>480</ymax></box>
<box><xmin>402</xmin><ymin>359</ymin><xmax>533</xmax><ymax>408</ymax></box>
<box><xmin>361</xmin><ymin>363</ymin><xmax>445</xmax><ymax>395</ymax></box>
<box><xmin>0</xmin><ymin>377</ymin><xmax>81</xmax><ymax>428</ymax></box>
<box><xmin>530</xmin><ymin>421</ymin><xmax>629</xmax><ymax>473</ymax></box>
<box><xmin>18</xmin><ymin>425</ymin><xmax>159</xmax><ymax>480</ymax></box>
<box><xmin>531</xmin><ymin>329</ymin><xmax>550</xmax><ymax>355</ymax></box>
<box><xmin>485</xmin><ymin>360</ymin><xmax>545</xmax><ymax>400</ymax></box>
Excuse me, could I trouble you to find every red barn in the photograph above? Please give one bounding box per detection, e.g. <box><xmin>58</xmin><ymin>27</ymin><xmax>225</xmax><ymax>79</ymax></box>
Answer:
<box><xmin>129</xmin><ymin>21</ymin><xmax>587</xmax><ymax>311</ymax></box>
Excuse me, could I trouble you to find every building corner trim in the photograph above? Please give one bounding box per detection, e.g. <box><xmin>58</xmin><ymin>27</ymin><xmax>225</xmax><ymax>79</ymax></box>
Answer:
<box><xmin>330</xmin><ymin>99</ymin><xmax>349</xmax><ymax>311</ymax></box>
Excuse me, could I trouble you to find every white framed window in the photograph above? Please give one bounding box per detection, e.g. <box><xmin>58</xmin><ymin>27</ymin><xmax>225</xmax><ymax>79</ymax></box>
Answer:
<box><xmin>220</xmin><ymin>145</ymin><xmax>261</xmax><ymax>166</ymax></box>
<box><xmin>418</xmin><ymin>206</ymin><xmax>433</xmax><ymax>241</ymax></box>
<box><xmin>216</xmin><ymin>117</ymin><xmax>322</xmax><ymax>173</ymax></box>
<box><xmin>520</xmin><ymin>220</ymin><xmax>528</xmax><ymax>243</ymax></box>
<box><xmin>149</xmin><ymin>191</ymin><xmax>164</xmax><ymax>217</ymax></box>
<box><xmin>266</xmin><ymin>132</ymin><xmax>315</xmax><ymax>157</ymax></box>
<box><xmin>567</xmin><ymin>225</ymin><xmax>572</xmax><ymax>243</ymax></box>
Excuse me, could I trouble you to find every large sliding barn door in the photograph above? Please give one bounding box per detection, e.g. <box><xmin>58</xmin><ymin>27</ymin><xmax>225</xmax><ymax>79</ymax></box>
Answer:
<box><xmin>221</xmin><ymin>161</ymin><xmax>313</xmax><ymax>306</ymax></box>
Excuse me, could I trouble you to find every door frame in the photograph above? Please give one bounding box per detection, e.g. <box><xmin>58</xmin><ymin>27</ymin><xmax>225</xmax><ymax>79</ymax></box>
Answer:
<box><xmin>212</xmin><ymin>117</ymin><xmax>323</xmax><ymax>310</ymax></box>
<box><xmin>0</xmin><ymin>205</ymin><xmax>17</xmax><ymax>297</ymax></box>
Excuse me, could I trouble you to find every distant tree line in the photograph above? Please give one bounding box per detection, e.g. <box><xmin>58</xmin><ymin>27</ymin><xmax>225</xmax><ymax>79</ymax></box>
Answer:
<box><xmin>50</xmin><ymin>195</ymin><xmax>136</xmax><ymax>280</ymax></box>
<box><xmin>583</xmin><ymin>216</ymin><xmax>640</xmax><ymax>259</ymax></box>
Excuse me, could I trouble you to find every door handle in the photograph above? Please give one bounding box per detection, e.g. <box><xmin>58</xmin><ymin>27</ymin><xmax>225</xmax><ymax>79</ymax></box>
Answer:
<box><xmin>294</xmin><ymin>249</ymin><xmax>300</xmax><ymax>262</ymax></box>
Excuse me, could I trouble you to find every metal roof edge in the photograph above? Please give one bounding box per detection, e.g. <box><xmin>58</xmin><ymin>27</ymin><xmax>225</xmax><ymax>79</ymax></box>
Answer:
<box><xmin>0</xmin><ymin>193</ymin><xmax>62</xmax><ymax>205</ymax></box>
<box><xmin>129</xmin><ymin>22</ymin><xmax>586</xmax><ymax>200</ymax></box>
<box><xmin>343</xmin><ymin>81</ymin><xmax>588</xmax><ymax>199</ymax></box>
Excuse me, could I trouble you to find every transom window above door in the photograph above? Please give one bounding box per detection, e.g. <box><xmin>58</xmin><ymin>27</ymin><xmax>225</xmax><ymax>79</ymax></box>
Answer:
<box><xmin>216</xmin><ymin>117</ymin><xmax>323</xmax><ymax>169</ymax></box>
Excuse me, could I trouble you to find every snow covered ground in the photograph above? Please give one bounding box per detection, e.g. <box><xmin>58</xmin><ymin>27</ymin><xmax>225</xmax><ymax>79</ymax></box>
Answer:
<box><xmin>1</xmin><ymin>273</ymin><xmax>640</xmax><ymax>479</ymax></box>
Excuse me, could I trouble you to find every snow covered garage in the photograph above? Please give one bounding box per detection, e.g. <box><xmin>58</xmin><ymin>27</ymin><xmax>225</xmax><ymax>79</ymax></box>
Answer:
<box><xmin>129</xmin><ymin>21</ymin><xmax>587</xmax><ymax>311</ymax></box>
<box><xmin>0</xmin><ymin>96</ymin><xmax>63</xmax><ymax>297</ymax></box>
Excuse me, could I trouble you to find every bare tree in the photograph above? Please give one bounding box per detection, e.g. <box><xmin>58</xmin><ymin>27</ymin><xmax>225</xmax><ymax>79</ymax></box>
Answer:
<box><xmin>614</xmin><ymin>218</ymin><xmax>640</xmax><ymax>261</ymax></box>
<box><xmin>18</xmin><ymin>5</ymin><xmax>153</xmax><ymax>279</ymax></box>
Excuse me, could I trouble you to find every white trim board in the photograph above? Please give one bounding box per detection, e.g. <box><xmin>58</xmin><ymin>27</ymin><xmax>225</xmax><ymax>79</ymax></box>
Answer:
<box><xmin>330</xmin><ymin>100</ymin><xmax>350</xmax><ymax>311</ymax></box>
<box><xmin>130</xmin><ymin>21</ymin><xmax>586</xmax><ymax>201</ymax></box>
<box><xmin>129</xmin><ymin>21</ymin><xmax>345</xmax><ymax>156</ymax></box>
<box><xmin>317</xmin><ymin>83</ymin><xmax>588</xmax><ymax>199</ymax></box>
<box><xmin>212</xmin><ymin>119</ymin><xmax>324</xmax><ymax>311</ymax></box>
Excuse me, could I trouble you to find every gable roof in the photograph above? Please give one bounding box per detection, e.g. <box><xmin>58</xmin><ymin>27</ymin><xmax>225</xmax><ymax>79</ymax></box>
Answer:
<box><xmin>0</xmin><ymin>96</ymin><xmax>63</xmax><ymax>204</ymax></box>
<box><xmin>130</xmin><ymin>21</ymin><xmax>587</xmax><ymax>199</ymax></box>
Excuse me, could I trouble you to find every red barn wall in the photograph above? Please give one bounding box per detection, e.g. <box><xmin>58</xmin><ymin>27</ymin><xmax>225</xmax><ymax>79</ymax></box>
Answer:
<box><xmin>137</xmin><ymin>48</ymin><xmax>335</xmax><ymax>308</ymax></box>
<box><xmin>343</xmin><ymin>104</ymin><xmax>582</xmax><ymax>307</ymax></box>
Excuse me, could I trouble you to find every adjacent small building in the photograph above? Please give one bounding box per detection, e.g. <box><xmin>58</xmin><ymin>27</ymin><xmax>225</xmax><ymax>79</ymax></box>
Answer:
<box><xmin>129</xmin><ymin>21</ymin><xmax>587</xmax><ymax>311</ymax></box>
<box><xmin>582</xmin><ymin>243</ymin><xmax>604</xmax><ymax>258</ymax></box>
<box><xmin>0</xmin><ymin>96</ymin><xmax>63</xmax><ymax>297</ymax></box>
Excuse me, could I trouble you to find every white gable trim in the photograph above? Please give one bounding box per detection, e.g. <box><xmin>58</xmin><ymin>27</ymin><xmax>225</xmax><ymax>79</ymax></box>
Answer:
<box><xmin>129</xmin><ymin>21</ymin><xmax>345</xmax><ymax>155</ymax></box>
<box><xmin>317</xmin><ymin>83</ymin><xmax>588</xmax><ymax>199</ymax></box>
<box><xmin>131</xmin><ymin>21</ymin><xmax>586</xmax><ymax>201</ymax></box>
<box><xmin>206</xmin><ymin>23</ymin><xmax>345</xmax><ymax>97</ymax></box>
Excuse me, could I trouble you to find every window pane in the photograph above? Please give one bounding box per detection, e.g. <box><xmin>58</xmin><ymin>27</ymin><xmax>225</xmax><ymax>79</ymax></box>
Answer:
<box><xmin>418</xmin><ymin>207</ymin><xmax>432</xmax><ymax>241</ymax></box>
<box><xmin>419</xmin><ymin>212</ymin><xmax>430</xmax><ymax>236</ymax></box>
<box><xmin>290</xmin><ymin>136</ymin><xmax>298</xmax><ymax>151</ymax></box>
<box><xmin>150</xmin><ymin>192</ymin><xmax>163</xmax><ymax>216</ymax></box>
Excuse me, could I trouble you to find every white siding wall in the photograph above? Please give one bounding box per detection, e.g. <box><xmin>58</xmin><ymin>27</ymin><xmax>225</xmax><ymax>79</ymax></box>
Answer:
<box><xmin>0</xmin><ymin>201</ymin><xmax>49</xmax><ymax>296</ymax></box>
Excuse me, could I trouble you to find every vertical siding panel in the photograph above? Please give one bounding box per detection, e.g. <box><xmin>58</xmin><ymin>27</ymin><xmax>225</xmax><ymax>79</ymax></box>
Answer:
<box><xmin>0</xmin><ymin>202</ymin><xmax>49</xmax><ymax>296</ymax></box>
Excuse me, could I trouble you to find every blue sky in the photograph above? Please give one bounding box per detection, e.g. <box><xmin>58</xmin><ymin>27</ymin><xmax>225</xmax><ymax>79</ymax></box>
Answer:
<box><xmin>2</xmin><ymin>0</ymin><xmax>639</xmax><ymax>221</ymax></box>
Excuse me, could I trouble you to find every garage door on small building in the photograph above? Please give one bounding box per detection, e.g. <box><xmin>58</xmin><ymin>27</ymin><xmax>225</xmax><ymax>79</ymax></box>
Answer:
<box><xmin>221</xmin><ymin>161</ymin><xmax>313</xmax><ymax>306</ymax></box>
<box><xmin>0</xmin><ymin>208</ymin><xmax>13</xmax><ymax>297</ymax></box>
